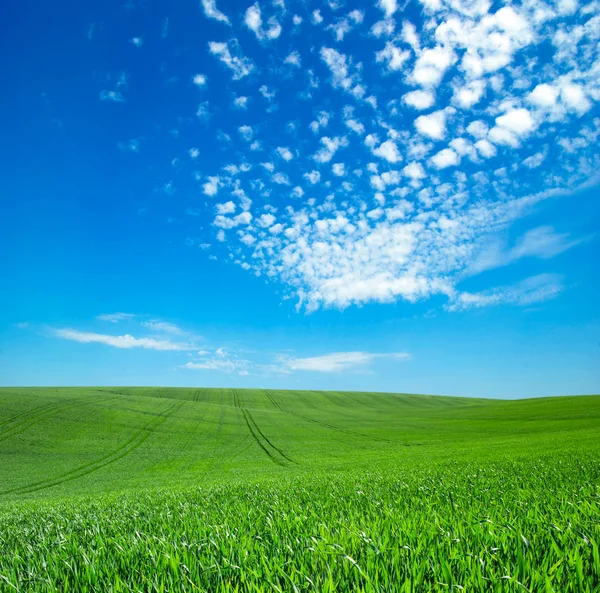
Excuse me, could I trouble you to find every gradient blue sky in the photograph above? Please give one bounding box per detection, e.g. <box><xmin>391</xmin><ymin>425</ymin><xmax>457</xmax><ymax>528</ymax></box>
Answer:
<box><xmin>1</xmin><ymin>0</ymin><xmax>599</xmax><ymax>397</ymax></box>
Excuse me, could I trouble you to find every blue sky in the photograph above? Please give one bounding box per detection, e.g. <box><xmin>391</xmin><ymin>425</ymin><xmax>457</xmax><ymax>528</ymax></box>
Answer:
<box><xmin>1</xmin><ymin>0</ymin><xmax>599</xmax><ymax>397</ymax></box>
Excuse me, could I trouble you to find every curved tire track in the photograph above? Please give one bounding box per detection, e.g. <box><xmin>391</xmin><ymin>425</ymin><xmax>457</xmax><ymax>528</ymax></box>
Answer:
<box><xmin>233</xmin><ymin>389</ymin><xmax>297</xmax><ymax>466</ymax></box>
<box><xmin>1</xmin><ymin>400</ymin><xmax>185</xmax><ymax>497</ymax></box>
<box><xmin>0</xmin><ymin>395</ymin><xmax>120</xmax><ymax>444</ymax></box>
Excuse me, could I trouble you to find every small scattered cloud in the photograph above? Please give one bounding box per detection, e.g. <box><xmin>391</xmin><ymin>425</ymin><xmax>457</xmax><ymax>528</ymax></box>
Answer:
<box><xmin>99</xmin><ymin>90</ymin><xmax>124</xmax><ymax>103</ymax></box>
<box><xmin>201</xmin><ymin>0</ymin><xmax>230</xmax><ymax>24</ymax></box>
<box><xmin>208</xmin><ymin>39</ymin><xmax>254</xmax><ymax>80</ymax></box>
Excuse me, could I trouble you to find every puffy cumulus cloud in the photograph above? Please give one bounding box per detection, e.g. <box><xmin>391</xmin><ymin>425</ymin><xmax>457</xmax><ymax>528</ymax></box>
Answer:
<box><xmin>410</xmin><ymin>46</ymin><xmax>455</xmax><ymax>87</ymax></box>
<box><xmin>528</xmin><ymin>84</ymin><xmax>559</xmax><ymax>108</ymax></box>
<box><xmin>378</xmin><ymin>0</ymin><xmax>398</xmax><ymax>18</ymax></box>
<box><xmin>372</xmin><ymin>139</ymin><xmax>402</xmax><ymax>163</ymax></box>
<box><xmin>208</xmin><ymin>39</ymin><xmax>254</xmax><ymax>79</ymax></box>
<box><xmin>402</xmin><ymin>161</ymin><xmax>426</xmax><ymax>179</ymax></box>
<box><xmin>489</xmin><ymin>108</ymin><xmax>536</xmax><ymax>147</ymax></box>
<box><xmin>203</xmin><ymin>176</ymin><xmax>222</xmax><ymax>196</ymax></box>
<box><xmin>402</xmin><ymin>89</ymin><xmax>435</xmax><ymax>110</ymax></box>
<box><xmin>276</xmin><ymin>146</ymin><xmax>294</xmax><ymax>161</ymax></box>
<box><xmin>429</xmin><ymin>147</ymin><xmax>460</xmax><ymax>169</ymax></box>
<box><xmin>414</xmin><ymin>110</ymin><xmax>448</xmax><ymax>140</ymax></box>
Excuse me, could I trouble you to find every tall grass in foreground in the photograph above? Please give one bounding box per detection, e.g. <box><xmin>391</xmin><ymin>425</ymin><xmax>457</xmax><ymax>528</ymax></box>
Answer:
<box><xmin>1</xmin><ymin>456</ymin><xmax>599</xmax><ymax>592</ymax></box>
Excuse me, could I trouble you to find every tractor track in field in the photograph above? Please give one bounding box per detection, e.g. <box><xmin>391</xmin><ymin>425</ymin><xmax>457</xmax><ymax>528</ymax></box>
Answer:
<box><xmin>263</xmin><ymin>390</ymin><xmax>285</xmax><ymax>412</ymax></box>
<box><xmin>295</xmin><ymin>392</ymin><xmax>317</xmax><ymax>410</ymax></box>
<box><xmin>0</xmin><ymin>395</ymin><xmax>120</xmax><ymax>444</ymax></box>
<box><xmin>233</xmin><ymin>389</ymin><xmax>297</xmax><ymax>466</ymax></box>
<box><xmin>201</xmin><ymin>401</ymin><xmax>228</xmax><ymax>477</ymax></box>
<box><xmin>1</xmin><ymin>400</ymin><xmax>185</xmax><ymax>497</ymax></box>
<box><xmin>258</xmin><ymin>390</ymin><xmax>391</xmax><ymax>445</ymax></box>
<box><xmin>281</xmin><ymin>405</ymin><xmax>393</xmax><ymax>444</ymax></box>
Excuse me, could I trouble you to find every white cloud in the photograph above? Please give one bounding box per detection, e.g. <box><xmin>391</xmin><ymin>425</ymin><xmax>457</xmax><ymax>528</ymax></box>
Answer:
<box><xmin>208</xmin><ymin>39</ymin><xmax>254</xmax><ymax>79</ymax></box>
<box><xmin>203</xmin><ymin>176</ymin><xmax>221</xmax><ymax>196</ymax></box>
<box><xmin>560</xmin><ymin>84</ymin><xmax>592</xmax><ymax>115</ymax></box>
<box><xmin>201</xmin><ymin>0</ymin><xmax>230</xmax><ymax>24</ymax></box>
<box><xmin>54</xmin><ymin>329</ymin><xmax>194</xmax><ymax>351</ymax></box>
<box><xmin>320</xmin><ymin>47</ymin><xmax>364</xmax><ymax>97</ymax></box>
<box><xmin>376</xmin><ymin>42</ymin><xmax>411</xmax><ymax>72</ymax></box>
<box><xmin>429</xmin><ymin>148</ymin><xmax>460</xmax><ymax>169</ymax></box>
<box><xmin>372</xmin><ymin>140</ymin><xmax>402</xmax><ymax>163</ymax></box>
<box><xmin>140</xmin><ymin>321</ymin><xmax>187</xmax><ymax>335</ymax></box>
<box><xmin>285</xmin><ymin>51</ymin><xmax>301</xmax><ymax>67</ymax></box>
<box><xmin>118</xmin><ymin>139</ymin><xmax>140</xmax><ymax>152</ymax></box>
<box><xmin>470</xmin><ymin>226</ymin><xmax>580</xmax><ymax>274</ymax></box>
<box><xmin>495</xmin><ymin>108</ymin><xmax>536</xmax><ymax>136</ymax></box>
<box><xmin>332</xmin><ymin>162</ymin><xmax>346</xmax><ymax>176</ymax></box>
<box><xmin>411</xmin><ymin>46</ymin><xmax>454</xmax><ymax>87</ymax></box>
<box><xmin>402</xmin><ymin>161</ymin><xmax>426</xmax><ymax>179</ymax></box>
<box><xmin>272</xmin><ymin>172</ymin><xmax>291</xmax><ymax>185</ymax></box>
<box><xmin>414</xmin><ymin>110</ymin><xmax>447</xmax><ymax>140</ymax></box>
<box><xmin>402</xmin><ymin>90</ymin><xmax>435</xmax><ymax>110</ymax></box>
<box><xmin>522</xmin><ymin>152</ymin><xmax>546</xmax><ymax>169</ymax></box>
<box><xmin>474</xmin><ymin>139</ymin><xmax>497</xmax><ymax>158</ymax></box>
<box><xmin>233</xmin><ymin>95</ymin><xmax>249</xmax><ymax>109</ymax></box>
<box><xmin>378</xmin><ymin>0</ymin><xmax>397</xmax><ymax>17</ymax></box>
<box><xmin>283</xmin><ymin>351</ymin><xmax>409</xmax><ymax>372</ymax></box>
<box><xmin>453</xmin><ymin>79</ymin><xmax>485</xmax><ymax>108</ymax></box>
<box><xmin>99</xmin><ymin>90</ymin><xmax>124</xmax><ymax>103</ymax></box>
<box><xmin>96</xmin><ymin>313</ymin><xmax>135</xmax><ymax>323</ymax></box>
<box><xmin>216</xmin><ymin>201</ymin><xmax>236</xmax><ymax>214</ymax></box>
<box><xmin>450</xmin><ymin>274</ymin><xmax>564</xmax><ymax>310</ymax></box>
<box><xmin>313</xmin><ymin>136</ymin><xmax>348</xmax><ymax>163</ymax></box>
<box><xmin>467</xmin><ymin>120</ymin><xmax>489</xmax><ymax>139</ymax></box>
<box><xmin>304</xmin><ymin>170</ymin><xmax>321</xmax><ymax>184</ymax></box>
<box><xmin>238</xmin><ymin>125</ymin><xmax>254</xmax><ymax>141</ymax></box>
<box><xmin>276</xmin><ymin>146</ymin><xmax>294</xmax><ymax>161</ymax></box>
<box><xmin>527</xmin><ymin>83</ymin><xmax>559</xmax><ymax>108</ymax></box>
<box><xmin>244</xmin><ymin>3</ymin><xmax>282</xmax><ymax>40</ymax></box>
<box><xmin>130</xmin><ymin>37</ymin><xmax>143</xmax><ymax>47</ymax></box>
<box><xmin>181</xmin><ymin>349</ymin><xmax>248</xmax><ymax>374</ymax></box>
<box><xmin>192</xmin><ymin>74</ymin><xmax>207</xmax><ymax>87</ymax></box>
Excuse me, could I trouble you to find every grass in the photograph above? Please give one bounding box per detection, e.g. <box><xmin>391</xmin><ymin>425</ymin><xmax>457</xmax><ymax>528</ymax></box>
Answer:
<box><xmin>0</xmin><ymin>387</ymin><xmax>599</xmax><ymax>591</ymax></box>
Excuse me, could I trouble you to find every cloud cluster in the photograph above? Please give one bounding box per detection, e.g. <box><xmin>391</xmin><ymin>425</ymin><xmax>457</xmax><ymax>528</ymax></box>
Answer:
<box><xmin>186</xmin><ymin>0</ymin><xmax>599</xmax><ymax>311</ymax></box>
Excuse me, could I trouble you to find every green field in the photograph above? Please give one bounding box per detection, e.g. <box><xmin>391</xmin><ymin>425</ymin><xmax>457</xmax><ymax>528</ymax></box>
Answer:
<box><xmin>0</xmin><ymin>387</ymin><xmax>599</xmax><ymax>591</ymax></box>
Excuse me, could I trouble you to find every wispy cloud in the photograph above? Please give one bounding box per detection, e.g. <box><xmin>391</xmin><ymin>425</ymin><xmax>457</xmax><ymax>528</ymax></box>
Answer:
<box><xmin>53</xmin><ymin>328</ymin><xmax>195</xmax><ymax>351</ymax></box>
<box><xmin>208</xmin><ymin>40</ymin><xmax>254</xmax><ymax>80</ymax></box>
<box><xmin>96</xmin><ymin>313</ymin><xmax>135</xmax><ymax>323</ymax></box>
<box><xmin>449</xmin><ymin>274</ymin><xmax>564</xmax><ymax>311</ymax></box>
<box><xmin>469</xmin><ymin>226</ymin><xmax>583</xmax><ymax>275</ymax></box>
<box><xmin>201</xmin><ymin>0</ymin><xmax>230</xmax><ymax>24</ymax></box>
<box><xmin>280</xmin><ymin>351</ymin><xmax>410</xmax><ymax>372</ymax></box>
